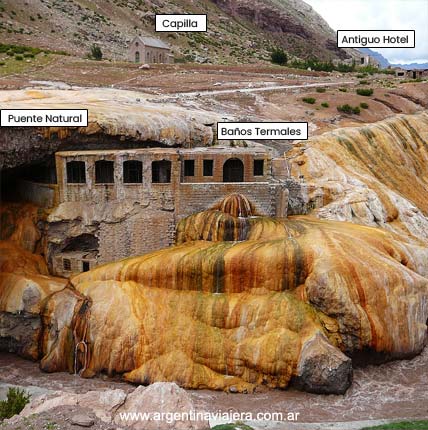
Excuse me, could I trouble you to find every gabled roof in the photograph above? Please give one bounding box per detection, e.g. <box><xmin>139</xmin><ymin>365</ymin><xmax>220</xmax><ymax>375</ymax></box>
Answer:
<box><xmin>133</xmin><ymin>35</ymin><xmax>170</xmax><ymax>50</ymax></box>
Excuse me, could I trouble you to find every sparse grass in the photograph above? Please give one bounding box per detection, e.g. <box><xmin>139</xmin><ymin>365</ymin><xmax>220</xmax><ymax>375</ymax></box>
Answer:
<box><xmin>359</xmin><ymin>80</ymin><xmax>368</xmax><ymax>85</ymax></box>
<box><xmin>356</xmin><ymin>88</ymin><xmax>374</xmax><ymax>96</ymax></box>
<box><xmin>316</xmin><ymin>87</ymin><xmax>326</xmax><ymax>93</ymax></box>
<box><xmin>361</xmin><ymin>420</ymin><xmax>428</xmax><ymax>429</ymax></box>
<box><xmin>338</xmin><ymin>87</ymin><xmax>347</xmax><ymax>92</ymax></box>
<box><xmin>302</xmin><ymin>97</ymin><xmax>316</xmax><ymax>104</ymax></box>
<box><xmin>321</xmin><ymin>102</ymin><xmax>329</xmax><ymax>108</ymax></box>
<box><xmin>0</xmin><ymin>52</ymin><xmax>53</xmax><ymax>76</ymax></box>
<box><xmin>0</xmin><ymin>388</ymin><xmax>30</xmax><ymax>420</ymax></box>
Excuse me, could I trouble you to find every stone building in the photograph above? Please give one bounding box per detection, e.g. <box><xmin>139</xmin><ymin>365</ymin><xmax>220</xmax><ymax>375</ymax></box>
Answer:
<box><xmin>127</xmin><ymin>35</ymin><xmax>173</xmax><ymax>64</ymax></box>
<box><xmin>22</xmin><ymin>147</ymin><xmax>289</xmax><ymax>277</ymax></box>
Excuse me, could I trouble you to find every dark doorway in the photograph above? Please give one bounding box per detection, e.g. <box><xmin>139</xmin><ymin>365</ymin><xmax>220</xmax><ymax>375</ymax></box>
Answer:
<box><xmin>66</xmin><ymin>161</ymin><xmax>86</xmax><ymax>183</ymax></box>
<box><xmin>82</xmin><ymin>261</ymin><xmax>90</xmax><ymax>272</ymax></box>
<box><xmin>253</xmin><ymin>159</ymin><xmax>264</xmax><ymax>176</ymax></box>
<box><xmin>95</xmin><ymin>160</ymin><xmax>114</xmax><ymax>184</ymax></box>
<box><xmin>184</xmin><ymin>160</ymin><xmax>195</xmax><ymax>177</ymax></box>
<box><xmin>123</xmin><ymin>160</ymin><xmax>143</xmax><ymax>183</ymax></box>
<box><xmin>152</xmin><ymin>160</ymin><xmax>171</xmax><ymax>183</ymax></box>
<box><xmin>223</xmin><ymin>158</ymin><xmax>244</xmax><ymax>182</ymax></box>
<box><xmin>203</xmin><ymin>159</ymin><xmax>213</xmax><ymax>176</ymax></box>
<box><xmin>412</xmin><ymin>71</ymin><xmax>417</xmax><ymax>79</ymax></box>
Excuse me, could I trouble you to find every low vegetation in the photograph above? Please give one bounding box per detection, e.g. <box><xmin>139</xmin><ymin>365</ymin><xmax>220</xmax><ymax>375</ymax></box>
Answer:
<box><xmin>361</xmin><ymin>420</ymin><xmax>428</xmax><ymax>429</ymax></box>
<box><xmin>339</xmin><ymin>88</ymin><xmax>347</xmax><ymax>92</ymax></box>
<box><xmin>270</xmin><ymin>48</ymin><xmax>288</xmax><ymax>65</ymax></box>
<box><xmin>302</xmin><ymin>97</ymin><xmax>316</xmax><ymax>104</ymax></box>
<box><xmin>360</xmin><ymin>102</ymin><xmax>369</xmax><ymax>109</ymax></box>
<box><xmin>316</xmin><ymin>87</ymin><xmax>326</xmax><ymax>93</ymax></box>
<box><xmin>356</xmin><ymin>88</ymin><xmax>374</xmax><ymax>96</ymax></box>
<box><xmin>0</xmin><ymin>387</ymin><xmax>31</xmax><ymax>420</ymax></box>
<box><xmin>89</xmin><ymin>44</ymin><xmax>103</xmax><ymax>60</ymax></box>
<box><xmin>321</xmin><ymin>102</ymin><xmax>329</xmax><ymax>108</ymax></box>
<box><xmin>337</xmin><ymin>104</ymin><xmax>360</xmax><ymax>115</ymax></box>
<box><xmin>0</xmin><ymin>43</ymin><xmax>68</xmax><ymax>56</ymax></box>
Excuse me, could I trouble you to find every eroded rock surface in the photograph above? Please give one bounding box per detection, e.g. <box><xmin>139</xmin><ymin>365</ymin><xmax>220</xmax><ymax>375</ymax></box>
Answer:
<box><xmin>286</xmin><ymin>112</ymin><xmax>428</xmax><ymax>240</ymax></box>
<box><xmin>30</xmin><ymin>195</ymin><xmax>428</xmax><ymax>393</ymax></box>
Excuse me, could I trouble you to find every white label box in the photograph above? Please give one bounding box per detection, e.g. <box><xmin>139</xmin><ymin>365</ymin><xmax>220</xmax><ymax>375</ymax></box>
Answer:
<box><xmin>0</xmin><ymin>109</ymin><xmax>88</xmax><ymax>127</ymax></box>
<box><xmin>217</xmin><ymin>122</ymin><xmax>308</xmax><ymax>140</ymax></box>
<box><xmin>155</xmin><ymin>14</ymin><xmax>207</xmax><ymax>32</ymax></box>
<box><xmin>337</xmin><ymin>30</ymin><xmax>415</xmax><ymax>48</ymax></box>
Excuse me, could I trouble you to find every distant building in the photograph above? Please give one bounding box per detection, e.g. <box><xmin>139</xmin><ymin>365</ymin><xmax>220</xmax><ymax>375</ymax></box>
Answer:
<box><xmin>358</xmin><ymin>55</ymin><xmax>379</xmax><ymax>68</ymax></box>
<box><xmin>127</xmin><ymin>35</ymin><xmax>173</xmax><ymax>64</ymax></box>
<box><xmin>393</xmin><ymin>68</ymin><xmax>428</xmax><ymax>79</ymax></box>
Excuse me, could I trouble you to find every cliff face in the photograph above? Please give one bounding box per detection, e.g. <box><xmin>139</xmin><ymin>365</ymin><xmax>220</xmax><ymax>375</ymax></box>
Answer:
<box><xmin>286</xmin><ymin>112</ymin><xmax>428</xmax><ymax>240</ymax></box>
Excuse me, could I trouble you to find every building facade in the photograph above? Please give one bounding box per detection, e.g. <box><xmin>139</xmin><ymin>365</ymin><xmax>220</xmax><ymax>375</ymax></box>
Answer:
<box><xmin>127</xmin><ymin>35</ymin><xmax>173</xmax><ymax>64</ymax></box>
<box><xmin>44</xmin><ymin>147</ymin><xmax>288</xmax><ymax>277</ymax></box>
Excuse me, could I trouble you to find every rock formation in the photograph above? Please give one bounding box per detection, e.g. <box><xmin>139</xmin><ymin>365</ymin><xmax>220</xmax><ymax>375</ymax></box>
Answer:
<box><xmin>0</xmin><ymin>89</ymin><xmax>218</xmax><ymax>170</ymax></box>
<box><xmin>8</xmin><ymin>194</ymin><xmax>421</xmax><ymax>394</ymax></box>
<box><xmin>286</xmin><ymin>112</ymin><xmax>428</xmax><ymax>240</ymax></box>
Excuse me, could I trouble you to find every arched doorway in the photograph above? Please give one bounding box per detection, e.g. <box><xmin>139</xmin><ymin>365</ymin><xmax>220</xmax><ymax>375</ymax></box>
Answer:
<box><xmin>223</xmin><ymin>158</ymin><xmax>244</xmax><ymax>182</ymax></box>
<box><xmin>135</xmin><ymin>51</ymin><xmax>140</xmax><ymax>63</ymax></box>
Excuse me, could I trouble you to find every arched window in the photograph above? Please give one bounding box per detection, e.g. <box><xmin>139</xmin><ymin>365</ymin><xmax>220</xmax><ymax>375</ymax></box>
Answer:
<box><xmin>152</xmin><ymin>160</ymin><xmax>171</xmax><ymax>183</ymax></box>
<box><xmin>95</xmin><ymin>160</ymin><xmax>114</xmax><ymax>184</ymax></box>
<box><xmin>135</xmin><ymin>41</ymin><xmax>139</xmax><ymax>47</ymax></box>
<box><xmin>159</xmin><ymin>53</ymin><xmax>162</xmax><ymax>63</ymax></box>
<box><xmin>123</xmin><ymin>160</ymin><xmax>143</xmax><ymax>183</ymax></box>
<box><xmin>223</xmin><ymin>158</ymin><xmax>244</xmax><ymax>182</ymax></box>
<box><xmin>66</xmin><ymin>161</ymin><xmax>86</xmax><ymax>183</ymax></box>
<box><xmin>135</xmin><ymin>51</ymin><xmax>140</xmax><ymax>63</ymax></box>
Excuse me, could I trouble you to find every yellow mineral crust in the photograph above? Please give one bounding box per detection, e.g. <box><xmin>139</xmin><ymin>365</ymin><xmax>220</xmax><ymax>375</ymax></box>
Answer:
<box><xmin>67</xmin><ymin>211</ymin><xmax>428</xmax><ymax>392</ymax></box>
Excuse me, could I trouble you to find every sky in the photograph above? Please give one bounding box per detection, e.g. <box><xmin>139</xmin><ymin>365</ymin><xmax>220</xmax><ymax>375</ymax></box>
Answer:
<box><xmin>303</xmin><ymin>0</ymin><xmax>428</xmax><ymax>64</ymax></box>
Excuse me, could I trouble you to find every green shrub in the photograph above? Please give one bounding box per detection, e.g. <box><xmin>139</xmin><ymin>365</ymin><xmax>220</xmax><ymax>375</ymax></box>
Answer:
<box><xmin>302</xmin><ymin>97</ymin><xmax>316</xmax><ymax>104</ymax></box>
<box><xmin>270</xmin><ymin>48</ymin><xmax>288</xmax><ymax>65</ymax></box>
<box><xmin>359</xmin><ymin>80</ymin><xmax>368</xmax><ymax>84</ymax></box>
<box><xmin>356</xmin><ymin>73</ymin><xmax>367</xmax><ymax>78</ymax></box>
<box><xmin>356</xmin><ymin>88</ymin><xmax>373</xmax><ymax>96</ymax></box>
<box><xmin>6</xmin><ymin>51</ymin><xmax>14</xmax><ymax>56</ymax></box>
<box><xmin>0</xmin><ymin>388</ymin><xmax>31</xmax><ymax>420</ymax></box>
<box><xmin>23</xmin><ymin>53</ymin><xmax>34</xmax><ymax>58</ymax></box>
<box><xmin>352</xmin><ymin>106</ymin><xmax>361</xmax><ymax>114</ymax></box>
<box><xmin>360</xmin><ymin>102</ymin><xmax>369</xmax><ymax>109</ymax></box>
<box><xmin>89</xmin><ymin>44</ymin><xmax>102</xmax><ymax>60</ymax></box>
<box><xmin>337</xmin><ymin>104</ymin><xmax>353</xmax><ymax>114</ymax></box>
<box><xmin>316</xmin><ymin>87</ymin><xmax>326</xmax><ymax>93</ymax></box>
<box><xmin>14</xmin><ymin>55</ymin><xmax>23</xmax><ymax>61</ymax></box>
<box><xmin>321</xmin><ymin>102</ymin><xmax>329</xmax><ymax>108</ymax></box>
<box><xmin>0</xmin><ymin>62</ymin><xmax>5</xmax><ymax>66</ymax></box>
<box><xmin>338</xmin><ymin>88</ymin><xmax>347</xmax><ymax>92</ymax></box>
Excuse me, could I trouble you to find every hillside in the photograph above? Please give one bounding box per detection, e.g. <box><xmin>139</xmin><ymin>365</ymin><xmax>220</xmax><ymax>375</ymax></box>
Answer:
<box><xmin>0</xmin><ymin>0</ymin><xmax>356</xmax><ymax>63</ymax></box>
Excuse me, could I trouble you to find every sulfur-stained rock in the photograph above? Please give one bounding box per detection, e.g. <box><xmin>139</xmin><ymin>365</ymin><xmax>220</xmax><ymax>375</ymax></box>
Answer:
<box><xmin>35</xmin><ymin>196</ymin><xmax>425</xmax><ymax>394</ymax></box>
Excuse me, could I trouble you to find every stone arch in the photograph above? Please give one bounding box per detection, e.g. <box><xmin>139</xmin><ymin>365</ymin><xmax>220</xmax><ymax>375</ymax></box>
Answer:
<box><xmin>223</xmin><ymin>158</ymin><xmax>244</xmax><ymax>182</ymax></box>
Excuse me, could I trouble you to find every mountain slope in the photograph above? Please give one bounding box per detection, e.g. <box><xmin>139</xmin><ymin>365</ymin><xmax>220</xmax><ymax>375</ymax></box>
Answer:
<box><xmin>0</xmin><ymin>0</ymin><xmax>356</xmax><ymax>63</ymax></box>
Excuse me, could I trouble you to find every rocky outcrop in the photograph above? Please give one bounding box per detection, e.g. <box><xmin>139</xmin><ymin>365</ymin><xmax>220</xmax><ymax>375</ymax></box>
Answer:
<box><xmin>0</xmin><ymin>89</ymin><xmax>218</xmax><ymax>169</ymax></box>
<box><xmin>16</xmin><ymin>383</ymin><xmax>208</xmax><ymax>429</ymax></box>
<box><xmin>26</xmin><ymin>194</ymin><xmax>426</xmax><ymax>394</ymax></box>
<box><xmin>286</xmin><ymin>112</ymin><xmax>428</xmax><ymax>240</ymax></box>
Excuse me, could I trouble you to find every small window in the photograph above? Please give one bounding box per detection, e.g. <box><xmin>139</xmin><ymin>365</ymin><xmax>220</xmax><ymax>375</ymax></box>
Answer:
<box><xmin>152</xmin><ymin>160</ymin><xmax>171</xmax><ymax>183</ymax></box>
<box><xmin>135</xmin><ymin>41</ymin><xmax>139</xmax><ymax>47</ymax></box>
<box><xmin>184</xmin><ymin>160</ymin><xmax>195</xmax><ymax>177</ymax></box>
<box><xmin>123</xmin><ymin>160</ymin><xmax>143</xmax><ymax>183</ymax></box>
<box><xmin>253</xmin><ymin>160</ymin><xmax>264</xmax><ymax>176</ymax></box>
<box><xmin>95</xmin><ymin>160</ymin><xmax>114</xmax><ymax>184</ymax></box>
<box><xmin>203</xmin><ymin>159</ymin><xmax>213</xmax><ymax>176</ymax></box>
<box><xmin>66</xmin><ymin>161</ymin><xmax>86</xmax><ymax>183</ymax></box>
<box><xmin>63</xmin><ymin>258</ymin><xmax>71</xmax><ymax>271</ymax></box>
<box><xmin>82</xmin><ymin>261</ymin><xmax>90</xmax><ymax>272</ymax></box>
